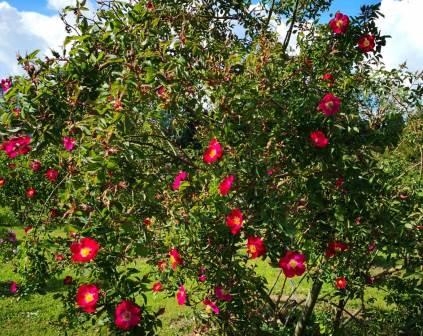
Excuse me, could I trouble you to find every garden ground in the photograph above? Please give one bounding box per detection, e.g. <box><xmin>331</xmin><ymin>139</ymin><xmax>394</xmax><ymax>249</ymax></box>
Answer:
<box><xmin>0</xmin><ymin>225</ymin><xmax>394</xmax><ymax>335</ymax></box>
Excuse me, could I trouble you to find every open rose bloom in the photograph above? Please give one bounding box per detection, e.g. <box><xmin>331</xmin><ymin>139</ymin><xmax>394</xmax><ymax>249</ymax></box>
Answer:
<box><xmin>358</xmin><ymin>34</ymin><xmax>375</xmax><ymax>53</ymax></box>
<box><xmin>1</xmin><ymin>78</ymin><xmax>12</xmax><ymax>93</ymax></box>
<box><xmin>45</xmin><ymin>168</ymin><xmax>59</xmax><ymax>182</ymax></box>
<box><xmin>169</xmin><ymin>247</ymin><xmax>182</xmax><ymax>269</ymax></box>
<box><xmin>26</xmin><ymin>187</ymin><xmax>37</xmax><ymax>199</ymax></box>
<box><xmin>215</xmin><ymin>286</ymin><xmax>232</xmax><ymax>302</ymax></box>
<box><xmin>71</xmin><ymin>237</ymin><xmax>100</xmax><ymax>262</ymax></box>
<box><xmin>318</xmin><ymin>93</ymin><xmax>341</xmax><ymax>116</ymax></box>
<box><xmin>226</xmin><ymin>209</ymin><xmax>243</xmax><ymax>235</ymax></box>
<box><xmin>218</xmin><ymin>175</ymin><xmax>235</xmax><ymax>196</ymax></box>
<box><xmin>279</xmin><ymin>251</ymin><xmax>306</xmax><ymax>278</ymax></box>
<box><xmin>114</xmin><ymin>300</ymin><xmax>141</xmax><ymax>330</ymax></box>
<box><xmin>63</xmin><ymin>136</ymin><xmax>76</xmax><ymax>151</ymax></box>
<box><xmin>176</xmin><ymin>285</ymin><xmax>187</xmax><ymax>305</ymax></box>
<box><xmin>1</xmin><ymin>136</ymin><xmax>31</xmax><ymax>159</ymax></box>
<box><xmin>247</xmin><ymin>236</ymin><xmax>266</xmax><ymax>259</ymax></box>
<box><xmin>203</xmin><ymin>138</ymin><xmax>223</xmax><ymax>164</ymax></box>
<box><xmin>329</xmin><ymin>12</ymin><xmax>349</xmax><ymax>34</ymax></box>
<box><xmin>152</xmin><ymin>282</ymin><xmax>163</xmax><ymax>292</ymax></box>
<box><xmin>76</xmin><ymin>284</ymin><xmax>99</xmax><ymax>313</ymax></box>
<box><xmin>172</xmin><ymin>171</ymin><xmax>188</xmax><ymax>190</ymax></box>
<box><xmin>325</xmin><ymin>241</ymin><xmax>348</xmax><ymax>257</ymax></box>
<box><xmin>310</xmin><ymin>131</ymin><xmax>329</xmax><ymax>148</ymax></box>
<box><xmin>203</xmin><ymin>298</ymin><xmax>219</xmax><ymax>314</ymax></box>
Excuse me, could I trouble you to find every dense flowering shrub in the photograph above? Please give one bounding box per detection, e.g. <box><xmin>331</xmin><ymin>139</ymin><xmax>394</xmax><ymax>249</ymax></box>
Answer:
<box><xmin>0</xmin><ymin>0</ymin><xmax>421</xmax><ymax>335</ymax></box>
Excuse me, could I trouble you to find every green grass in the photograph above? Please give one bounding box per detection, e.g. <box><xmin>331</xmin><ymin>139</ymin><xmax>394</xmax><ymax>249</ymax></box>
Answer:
<box><xmin>0</xmin><ymin>225</ymin><xmax>394</xmax><ymax>335</ymax></box>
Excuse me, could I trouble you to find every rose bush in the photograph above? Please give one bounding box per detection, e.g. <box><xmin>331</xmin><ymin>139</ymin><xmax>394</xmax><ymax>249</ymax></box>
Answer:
<box><xmin>0</xmin><ymin>0</ymin><xmax>421</xmax><ymax>335</ymax></box>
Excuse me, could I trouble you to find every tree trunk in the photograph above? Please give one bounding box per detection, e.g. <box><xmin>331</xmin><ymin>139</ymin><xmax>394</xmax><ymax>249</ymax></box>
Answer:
<box><xmin>294</xmin><ymin>278</ymin><xmax>323</xmax><ymax>336</ymax></box>
<box><xmin>333</xmin><ymin>298</ymin><xmax>346</xmax><ymax>334</ymax></box>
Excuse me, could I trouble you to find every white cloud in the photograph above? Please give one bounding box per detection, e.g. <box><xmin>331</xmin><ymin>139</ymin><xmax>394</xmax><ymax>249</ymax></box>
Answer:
<box><xmin>1</xmin><ymin>0</ymin><xmax>421</xmax><ymax>79</ymax></box>
<box><xmin>0</xmin><ymin>0</ymin><xmax>99</xmax><ymax>79</ymax></box>
<box><xmin>0</xmin><ymin>1</ymin><xmax>68</xmax><ymax>78</ymax></box>
<box><xmin>47</xmin><ymin>0</ymin><xmax>77</xmax><ymax>11</ymax></box>
<box><xmin>377</xmin><ymin>0</ymin><xmax>423</xmax><ymax>71</ymax></box>
<box><xmin>47</xmin><ymin>0</ymin><xmax>95</xmax><ymax>12</ymax></box>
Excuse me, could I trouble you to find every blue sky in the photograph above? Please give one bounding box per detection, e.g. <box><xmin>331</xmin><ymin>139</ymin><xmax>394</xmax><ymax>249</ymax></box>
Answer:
<box><xmin>0</xmin><ymin>0</ymin><xmax>422</xmax><ymax>78</ymax></box>
<box><xmin>5</xmin><ymin>0</ymin><xmax>381</xmax><ymax>18</ymax></box>
<box><xmin>3</xmin><ymin>0</ymin><xmax>55</xmax><ymax>14</ymax></box>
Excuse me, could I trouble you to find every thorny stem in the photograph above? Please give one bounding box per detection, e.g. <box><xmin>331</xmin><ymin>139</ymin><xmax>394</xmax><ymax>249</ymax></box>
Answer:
<box><xmin>268</xmin><ymin>269</ymin><xmax>283</xmax><ymax>296</ymax></box>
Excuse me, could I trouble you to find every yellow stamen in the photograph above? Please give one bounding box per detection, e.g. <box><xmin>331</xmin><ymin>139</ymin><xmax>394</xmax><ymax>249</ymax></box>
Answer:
<box><xmin>249</xmin><ymin>245</ymin><xmax>257</xmax><ymax>254</ymax></box>
<box><xmin>80</xmin><ymin>247</ymin><xmax>91</xmax><ymax>257</ymax></box>
<box><xmin>289</xmin><ymin>259</ymin><xmax>298</xmax><ymax>268</ymax></box>
<box><xmin>85</xmin><ymin>293</ymin><xmax>94</xmax><ymax>303</ymax></box>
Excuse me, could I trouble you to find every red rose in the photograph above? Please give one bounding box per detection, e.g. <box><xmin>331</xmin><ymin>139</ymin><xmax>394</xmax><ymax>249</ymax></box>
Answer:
<box><xmin>203</xmin><ymin>138</ymin><xmax>223</xmax><ymax>164</ymax></box>
<box><xmin>358</xmin><ymin>34</ymin><xmax>375</xmax><ymax>53</ymax></box>
<box><xmin>329</xmin><ymin>12</ymin><xmax>350</xmax><ymax>34</ymax></box>
<box><xmin>70</xmin><ymin>237</ymin><xmax>100</xmax><ymax>263</ymax></box>
<box><xmin>45</xmin><ymin>168</ymin><xmax>59</xmax><ymax>182</ymax></box>
<box><xmin>246</xmin><ymin>236</ymin><xmax>266</xmax><ymax>259</ymax></box>
<box><xmin>76</xmin><ymin>284</ymin><xmax>99</xmax><ymax>313</ymax></box>
<box><xmin>335</xmin><ymin>276</ymin><xmax>347</xmax><ymax>289</ymax></box>
<box><xmin>26</xmin><ymin>187</ymin><xmax>37</xmax><ymax>199</ymax></box>
<box><xmin>30</xmin><ymin>160</ymin><xmax>42</xmax><ymax>172</ymax></box>
<box><xmin>318</xmin><ymin>93</ymin><xmax>341</xmax><ymax>116</ymax></box>
<box><xmin>310</xmin><ymin>131</ymin><xmax>329</xmax><ymax>148</ymax></box>
<box><xmin>152</xmin><ymin>282</ymin><xmax>163</xmax><ymax>292</ymax></box>
<box><xmin>114</xmin><ymin>300</ymin><xmax>141</xmax><ymax>330</ymax></box>
<box><xmin>218</xmin><ymin>175</ymin><xmax>235</xmax><ymax>196</ymax></box>
<box><xmin>279</xmin><ymin>251</ymin><xmax>306</xmax><ymax>278</ymax></box>
<box><xmin>226</xmin><ymin>209</ymin><xmax>243</xmax><ymax>235</ymax></box>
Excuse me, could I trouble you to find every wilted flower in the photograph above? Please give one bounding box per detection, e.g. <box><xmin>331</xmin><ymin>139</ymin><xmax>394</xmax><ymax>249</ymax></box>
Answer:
<box><xmin>325</xmin><ymin>241</ymin><xmax>348</xmax><ymax>258</ymax></box>
<box><xmin>215</xmin><ymin>286</ymin><xmax>232</xmax><ymax>302</ymax></box>
<box><xmin>203</xmin><ymin>298</ymin><xmax>219</xmax><ymax>314</ymax></box>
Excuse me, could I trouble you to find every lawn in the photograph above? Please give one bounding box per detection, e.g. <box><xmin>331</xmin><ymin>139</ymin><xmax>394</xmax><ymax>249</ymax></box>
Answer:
<box><xmin>0</xmin><ymin>225</ymin><xmax>392</xmax><ymax>335</ymax></box>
